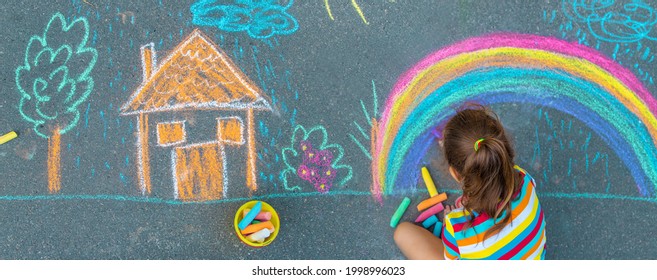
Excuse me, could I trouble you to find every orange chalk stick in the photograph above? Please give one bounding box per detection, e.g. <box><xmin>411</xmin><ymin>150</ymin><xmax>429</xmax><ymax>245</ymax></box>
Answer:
<box><xmin>416</xmin><ymin>193</ymin><xmax>448</xmax><ymax>211</ymax></box>
<box><xmin>241</xmin><ymin>221</ymin><xmax>275</xmax><ymax>235</ymax></box>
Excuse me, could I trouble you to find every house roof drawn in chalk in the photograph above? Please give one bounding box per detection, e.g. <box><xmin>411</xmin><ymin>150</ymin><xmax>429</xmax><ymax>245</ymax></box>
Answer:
<box><xmin>121</xmin><ymin>29</ymin><xmax>272</xmax><ymax>115</ymax></box>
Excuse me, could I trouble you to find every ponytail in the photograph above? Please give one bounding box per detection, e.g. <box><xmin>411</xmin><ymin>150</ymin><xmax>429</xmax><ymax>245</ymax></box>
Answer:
<box><xmin>462</xmin><ymin>137</ymin><xmax>517</xmax><ymax>239</ymax></box>
<box><xmin>442</xmin><ymin>104</ymin><xmax>519</xmax><ymax>241</ymax></box>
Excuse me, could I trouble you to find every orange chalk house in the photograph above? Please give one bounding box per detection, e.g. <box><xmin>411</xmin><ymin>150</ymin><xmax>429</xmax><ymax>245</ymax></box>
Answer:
<box><xmin>120</xmin><ymin>29</ymin><xmax>272</xmax><ymax>201</ymax></box>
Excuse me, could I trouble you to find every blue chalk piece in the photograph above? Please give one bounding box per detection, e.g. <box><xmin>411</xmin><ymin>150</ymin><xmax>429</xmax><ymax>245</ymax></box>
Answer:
<box><xmin>238</xmin><ymin>201</ymin><xmax>262</xmax><ymax>230</ymax></box>
<box><xmin>433</xmin><ymin>221</ymin><xmax>443</xmax><ymax>237</ymax></box>
<box><xmin>421</xmin><ymin>215</ymin><xmax>438</xmax><ymax>229</ymax></box>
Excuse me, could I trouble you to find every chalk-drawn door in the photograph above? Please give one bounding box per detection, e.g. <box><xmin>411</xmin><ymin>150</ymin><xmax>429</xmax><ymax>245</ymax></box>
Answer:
<box><xmin>173</xmin><ymin>143</ymin><xmax>225</xmax><ymax>201</ymax></box>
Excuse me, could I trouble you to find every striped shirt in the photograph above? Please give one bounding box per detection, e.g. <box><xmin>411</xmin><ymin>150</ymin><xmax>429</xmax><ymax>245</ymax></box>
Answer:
<box><xmin>441</xmin><ymin>166</ymin><xmax>546</xmax><ymax>260</ymax></box>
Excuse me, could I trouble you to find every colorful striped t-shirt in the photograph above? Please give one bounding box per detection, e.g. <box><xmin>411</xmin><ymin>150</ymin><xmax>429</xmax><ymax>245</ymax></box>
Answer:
<box><xmin>441</xmin><ymin>166</ymin><xmax>546</xmax><ymax>260</ymax></box>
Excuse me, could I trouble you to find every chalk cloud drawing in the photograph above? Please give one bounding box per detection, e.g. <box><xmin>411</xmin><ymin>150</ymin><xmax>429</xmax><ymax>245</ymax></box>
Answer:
<box><xmin>190</xmin><ymin>0</ymin><xmax>299</xmax><ymax>39</ymax></box>
<box><xmin>15</xmin><ymin>12</ymin><xmax>98</xmax><ymax>193</ymax></box>
<box><xmin>120</xmin><ymin>29</ymin><xmax>272</xmax><ymax>201</ymax></box>
<box><xmin>562</xmin><ymin>0</ymin><xmax>657</xmax><ymax>43</ymax></box>
<box><xmin>324</xmin><ymin>0</ymin><xmax>370</xmax><ymax>25</ymax></box>
<box><xmin>281</xmin><ymin>125</ymin><xmax>353</xmax><ymax>193</ymax></box>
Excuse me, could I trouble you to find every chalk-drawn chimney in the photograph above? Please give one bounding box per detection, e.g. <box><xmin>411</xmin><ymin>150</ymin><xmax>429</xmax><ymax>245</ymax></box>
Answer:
<box><xmin>140</xmin><ymin>43</ymin><xmax>156</xmax><ymax>80</ymax></box>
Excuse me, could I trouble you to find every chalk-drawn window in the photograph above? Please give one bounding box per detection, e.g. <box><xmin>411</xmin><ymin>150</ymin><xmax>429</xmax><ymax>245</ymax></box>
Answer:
<box><xmin>157</xmin><ymin>121</ymin><xmax>186</xmax><ymax>147</ymax></box>
<box><xmin>217</xmin><ymin>117</ymin><xmax>244</xmax><ymax>145</ymax></box>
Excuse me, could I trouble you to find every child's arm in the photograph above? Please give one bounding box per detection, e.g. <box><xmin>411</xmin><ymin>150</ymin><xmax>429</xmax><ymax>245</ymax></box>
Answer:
<box><xmin>442</xmin><ymin>215</ymin><xmax>461</xmax><ymax>260</ymax></box>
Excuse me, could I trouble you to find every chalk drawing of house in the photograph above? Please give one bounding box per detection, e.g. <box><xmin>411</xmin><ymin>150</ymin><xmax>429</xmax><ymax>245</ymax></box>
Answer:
<box><xmin>120</xmin><ymin>29</ymin><xmax>271</xmax><ymax>201</ymax></box>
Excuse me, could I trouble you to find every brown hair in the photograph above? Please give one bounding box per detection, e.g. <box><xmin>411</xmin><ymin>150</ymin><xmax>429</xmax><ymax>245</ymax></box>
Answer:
<box><xmin>442</xmin><ymin>104</ymin><xmax>520</xmax><ymax>240</ymax></box>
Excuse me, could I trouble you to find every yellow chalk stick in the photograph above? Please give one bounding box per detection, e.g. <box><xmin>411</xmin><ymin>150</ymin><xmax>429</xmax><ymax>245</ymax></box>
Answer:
<box><xmin>0</xmin><ymin>131</ymin><xmax>17</xmax><ymax>145</ymax></box>
<box><xmin>421</xmin><ymin>167</ymin><xmax>438</xmax><ymax>197</ymax></box>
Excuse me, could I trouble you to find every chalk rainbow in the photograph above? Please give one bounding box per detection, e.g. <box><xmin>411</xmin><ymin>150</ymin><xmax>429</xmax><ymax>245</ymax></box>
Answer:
<box><xmin>372</xmin><ymin>33</ymin><xmax>657</xmax><ymax>198</ymax></box>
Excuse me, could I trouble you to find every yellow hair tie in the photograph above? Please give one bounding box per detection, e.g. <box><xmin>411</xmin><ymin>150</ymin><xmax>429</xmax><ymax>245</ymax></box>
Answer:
<box><xmin>474</xmin><ymin>138</ymin><xmax>485</xmax><ymax>152</ymax></box>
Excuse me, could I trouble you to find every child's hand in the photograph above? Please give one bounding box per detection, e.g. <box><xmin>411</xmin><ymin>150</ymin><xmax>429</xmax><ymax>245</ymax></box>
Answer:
<box><xmin>444</xmin><ymin>196</ymin><xmax>464</xmax><ymax>220</ymax></box>
<box><xmin>455</xmin><ymin>195</ymin><xmax>464</xmax><ymax>208</ymax></box>
<box><xmin>444</xmin><ymin>205</ymin><xmax>454</xmax><ymax>220</ymax></box>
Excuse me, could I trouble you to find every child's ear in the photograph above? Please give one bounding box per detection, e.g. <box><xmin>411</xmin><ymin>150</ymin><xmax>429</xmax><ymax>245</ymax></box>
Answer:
<box><xmin>449</xmin><ymin>166</ymin><xmax>462</xmax><ymax>182</ymax></box>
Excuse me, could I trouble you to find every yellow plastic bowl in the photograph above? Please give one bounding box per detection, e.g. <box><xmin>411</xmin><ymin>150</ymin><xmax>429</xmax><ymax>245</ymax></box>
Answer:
<box><xmin>234</xmin><ymin>200</ymin><xmax>280</xmax><ymax>247</ymax></box>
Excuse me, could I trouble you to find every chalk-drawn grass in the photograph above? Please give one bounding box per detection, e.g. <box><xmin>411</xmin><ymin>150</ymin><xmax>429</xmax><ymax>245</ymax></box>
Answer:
<box><xmin>349</xmin><ymin>80</ymin><xmax>379</xmax><ymax>160</ymax></box>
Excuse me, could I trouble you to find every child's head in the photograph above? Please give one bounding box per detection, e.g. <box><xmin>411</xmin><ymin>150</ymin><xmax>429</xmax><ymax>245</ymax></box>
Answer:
<box><xmin>442</xmin><ymin>104</ymin><xmax>519</xmax><ymax>230</ymax></box>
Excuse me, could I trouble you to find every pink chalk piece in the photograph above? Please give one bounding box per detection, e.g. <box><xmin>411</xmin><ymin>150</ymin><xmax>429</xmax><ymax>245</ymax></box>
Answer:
<box><xmin>243</xmin><ymin>208</ymin><xmax>272</xmax><ymax>221</ymax></box>
<box><xmin>414</xmin><ymin>203</ymin><xmax>444</xmax><ymax>223</ymax></box>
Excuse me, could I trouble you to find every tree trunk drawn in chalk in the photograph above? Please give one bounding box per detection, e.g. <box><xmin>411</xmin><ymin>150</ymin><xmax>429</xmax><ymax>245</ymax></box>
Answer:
<box><xmin>15</xmin><ymin>12</ymin><xmax>98</xmax><ymax>193</ymax></box>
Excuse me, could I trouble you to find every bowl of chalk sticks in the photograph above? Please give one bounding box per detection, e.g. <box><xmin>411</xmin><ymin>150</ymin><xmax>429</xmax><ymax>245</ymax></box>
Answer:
<box><xmin>234</xmin><ymin>200</ymin><xmax>280</xmax><ymax>247</ymax></box>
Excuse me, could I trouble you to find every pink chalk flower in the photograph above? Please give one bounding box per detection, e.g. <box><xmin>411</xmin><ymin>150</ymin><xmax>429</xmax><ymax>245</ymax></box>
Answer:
<box><xmin>301</xmin><ymin>141</ymin><xmax>320</xmax><ymax>165</ymax></box>
<box><xmin>281</xmin><ymin>125</ymin><xmax>354</xmax><ymax>193</ymax></box>
<box><xmin>314</xmin><ymin>149</ymin><xmax>334</xmax><ymax>167</ymax></box>
<box><xmin>297</xmin><ymin>164</ymin><xmax>313</xmax><ymax>181</ymax></box>
<box><xmin>303</xmin><ymin>151</ymin><xmax>319</xmax><ymax>165</ymax></box>
<box><xmin>299</xmin><ymin>140</ymin><xmax>312</xmax><ymax>152</ymax></box>
<box><xmin>320</xmin><ymin>166</ymin><xmax>337</xmax><ymax>182</ymax></box>
<box><xmin>306</xmin><ymin>166</ymin><xmax>320</xmax><ymax>182</ymax></box>
<box><xmin>311</xmin><ymin>176</ymin><xmax>332</xmax><ymax>193</ymax></box>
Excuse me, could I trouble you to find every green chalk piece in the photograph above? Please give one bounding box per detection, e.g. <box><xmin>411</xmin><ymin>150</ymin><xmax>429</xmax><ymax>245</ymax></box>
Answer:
<box><xmin>422</xmin><ymin>215</ymin><xmax>438</xmax><ymax>228</ymax></box>
<box><xmin>433</xmin><ymin>221</ymin><xmax>443</xmax><ymax>237</ymax></box>
<box><xmin>251</xmin><ymin>220</ymin><xmax>261</xmax><ymax>225</ymax></box>
<box><xmin>390</xmin><ymin>197</ymin><xmax>411</xmax><ymax>228</ymax></box>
